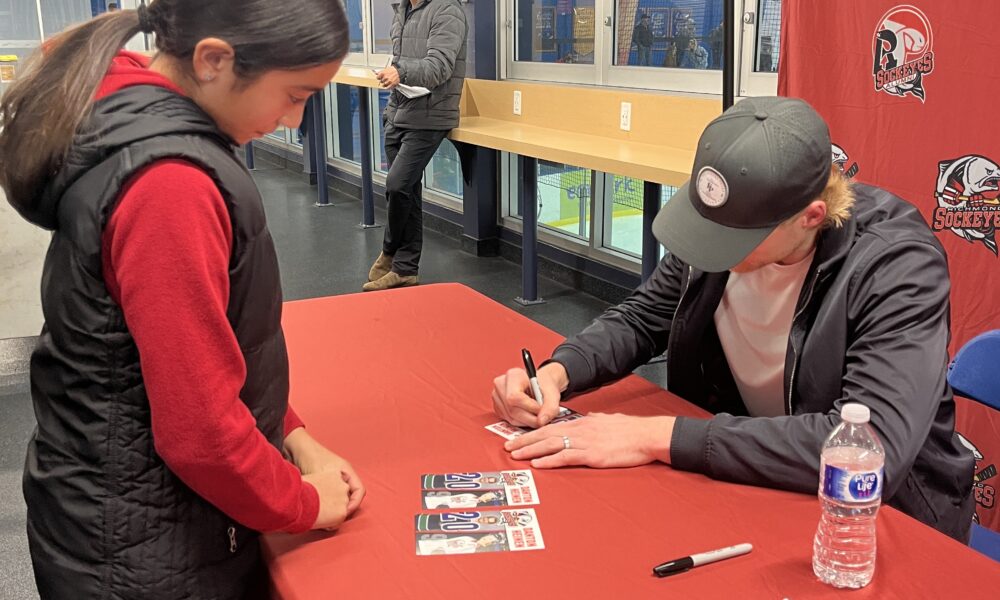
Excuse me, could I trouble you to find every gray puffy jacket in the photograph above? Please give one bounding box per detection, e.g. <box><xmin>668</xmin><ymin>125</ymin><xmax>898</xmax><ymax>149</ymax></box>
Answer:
<box><xmin>385</xmin><ymin>0</ymin><xmax>467</xmax><ymax>130</ymax></box>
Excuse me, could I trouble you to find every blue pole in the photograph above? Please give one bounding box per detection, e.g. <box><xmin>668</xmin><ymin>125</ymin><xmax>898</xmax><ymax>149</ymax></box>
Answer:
<box><xmin>642</xmin><ymin>181</ymin><xmax>661</xmax><ymax>281</ymax></box>
<box><xmin>357</xmin><ymin>87</ymin><xmax>377</xmax><ymax>226</ymax></box>
<box><xmin>312</xmin><ymin>91</ymin><xmax>332</xmax><ymax>207</ymax></box>
<box><xmin>516</xmin><ymin>155</ymin><xmax>544</xmax><ymax>305</ymax></box>
<box><xmin>244</xmin><ymin>142</ymin><xmax>255</xmax><ymax>170</ymax></box>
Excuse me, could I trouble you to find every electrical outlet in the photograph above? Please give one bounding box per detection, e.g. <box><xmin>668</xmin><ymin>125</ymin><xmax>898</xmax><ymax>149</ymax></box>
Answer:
<box><xmin>620</xmin><ymin>102</ymin><xmax>632</xmax><ymax>132</ymax></box>
<box><xmin>513</xmin><ymin>91</ymin><xmax>522</xmax><ymax>116</ymax></box>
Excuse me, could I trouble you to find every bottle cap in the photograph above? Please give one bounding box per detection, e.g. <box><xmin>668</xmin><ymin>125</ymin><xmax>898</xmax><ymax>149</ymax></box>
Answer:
<box><xmin>841</xmin><ymin>403</ymin><xmax>870</xmax><ymax>424</ymax></box>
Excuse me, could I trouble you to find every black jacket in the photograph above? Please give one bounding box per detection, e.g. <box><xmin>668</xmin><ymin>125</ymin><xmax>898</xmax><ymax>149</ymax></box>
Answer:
<box><xmin>22</xmin><ymin>85</ymin><xmax>289</xmax><ymax>599</ymax></box>
<box><xmin>551</xmin><ymin>184</ymin><xmax>975</xmax><ymax>541</ymax></box>
<box><xmin>633</xmin><ymin>23</ymin><xmax>654</xmax><ymax>48</ymax></box>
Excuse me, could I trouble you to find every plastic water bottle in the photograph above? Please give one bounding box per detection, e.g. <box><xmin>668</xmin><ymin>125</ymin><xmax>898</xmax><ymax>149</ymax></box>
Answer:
<box><xmin>812</xmin><ymin>403</ymin><xmax>885</xmax><ymax>589</ymax></box>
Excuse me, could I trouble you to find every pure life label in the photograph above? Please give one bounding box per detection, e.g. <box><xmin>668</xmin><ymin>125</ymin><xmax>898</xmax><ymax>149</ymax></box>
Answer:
<box><xmin>823</xmin><ymin>466</ymin><xmax>883</xmax><ymax>503</ymax></box>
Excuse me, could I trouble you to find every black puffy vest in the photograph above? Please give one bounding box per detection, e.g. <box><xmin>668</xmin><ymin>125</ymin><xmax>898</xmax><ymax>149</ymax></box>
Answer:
<box><xmin>22</xmin><ymin>85</ymin><xmax>288</xmax><ymax>600</ymax></box>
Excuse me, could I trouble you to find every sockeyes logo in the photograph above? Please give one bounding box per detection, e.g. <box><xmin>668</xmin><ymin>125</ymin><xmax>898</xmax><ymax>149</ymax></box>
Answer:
<box><xmin>958</xmin><ymin>433</ymin><xmax>996</xmax><ymax>523</ymax></box>
<box><xmin>872</xmin><ymin>5</ymin><xmax>935</xmax><ymax>101</ymax></box>
<box><xmin>831</xmin><ymin>144</ymin><xmax>859</xmax><ymax>179</ymax></box>
<box><xmin>932</xmin><ymin>154</ymin><xmax>1000</xmax><ymax>256</ymax></box>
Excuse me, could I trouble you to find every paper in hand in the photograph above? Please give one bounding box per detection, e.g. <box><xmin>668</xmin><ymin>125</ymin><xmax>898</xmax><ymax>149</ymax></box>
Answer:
<box><xmin>370</xmin><ymin>67</ymin><xmax>430</xmax><ymax>98</ymax></box>
<box><xmin>395</xmin><ymin>83</ymin><xmax>430</xmax><ymax>99</ymax></box>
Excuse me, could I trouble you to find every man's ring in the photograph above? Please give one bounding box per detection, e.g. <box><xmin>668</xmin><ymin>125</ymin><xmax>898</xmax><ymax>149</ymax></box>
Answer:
<box><xmin>562</xmin><ymin>436</ymin><xmax>571</xmax><ymax>450</ymax></box>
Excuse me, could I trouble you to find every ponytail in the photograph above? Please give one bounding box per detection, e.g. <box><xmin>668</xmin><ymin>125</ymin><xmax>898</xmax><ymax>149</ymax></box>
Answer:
<box><xmin>1</xmin><ymin>0</ymin><xmax>349</xmax><ymax>226</ymax></box>
<box><xmin>0</xmin><ymin>10</ymin><xmax>143</xmax><ymax>225</ymax></box>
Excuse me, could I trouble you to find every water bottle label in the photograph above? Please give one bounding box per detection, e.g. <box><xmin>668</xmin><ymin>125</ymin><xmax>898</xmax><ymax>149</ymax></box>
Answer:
<box><xmin>823</xmin><ymin>465</ymin><xmax>883</xmax><ymax>503</ymax></box>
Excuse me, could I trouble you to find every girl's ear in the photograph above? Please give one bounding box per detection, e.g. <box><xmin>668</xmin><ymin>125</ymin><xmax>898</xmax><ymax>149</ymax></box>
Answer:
<box><xmin>191</xmin><ymin>38</ymin><xmax>236</xmax><ymax>83</ymax></box>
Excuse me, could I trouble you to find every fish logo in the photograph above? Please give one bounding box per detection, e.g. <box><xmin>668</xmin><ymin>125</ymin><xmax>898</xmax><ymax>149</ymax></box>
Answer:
<box><xmin>872</xmin><ymin>5</ymin><xmax>935</xmax><ymax>101</ymax></box>
<box><xmin>931</xmin><ymin>155</ymin><xmax>1000</xmax><ymax>256</ymax></box>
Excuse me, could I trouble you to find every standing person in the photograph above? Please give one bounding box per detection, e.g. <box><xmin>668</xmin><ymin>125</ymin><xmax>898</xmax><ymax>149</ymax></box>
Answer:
<box><xmin>107</xmin><ymin>2</ymin><xmax>120</xmax><ymax>10</ymax></box>
<box><xmin>489</xmin><ymin>97</ymin><xmax>975</xmax><ymax>542</ymax></box>
<box><xmin>631</xmin><ymin>14</ymin><xmax>653</xmax><ymax>66</ymax></box>
<box><xmin>365</xmin><ymin>0</ymin><xmax>468</xmax><ymax>292</ymax></box>
<box><xmin>708</xmin><ymin>22</ymin><xmax>723</xmax><ymax>69</ymax></box>
<box><xmin>0</xmin><ymin>2</ymin><xmax>366</xmax><ymax>598</ymax></box>
<box><xmin>680</xmin><ymin>37</ymin><xmax>709</xmax><ymax>69</ymax></box>
<box><xmin>672</xmin><ymin>17</ymin><xmax>693</xmax><ymax>60</ymax></box>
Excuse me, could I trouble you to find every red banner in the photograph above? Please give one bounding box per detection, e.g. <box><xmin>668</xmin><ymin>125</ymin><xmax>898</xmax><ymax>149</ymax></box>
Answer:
<box><xmin>779</xmin><ymin>1</ymin><xmax>1000</xmax><ymax>534</ymax></box>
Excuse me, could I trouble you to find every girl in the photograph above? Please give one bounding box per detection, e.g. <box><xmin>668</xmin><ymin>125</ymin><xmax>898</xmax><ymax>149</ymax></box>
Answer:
<box><xmin>0</xmin><ymin>2</ymin><xmax>364</xmax><ymax>598</ymax></box>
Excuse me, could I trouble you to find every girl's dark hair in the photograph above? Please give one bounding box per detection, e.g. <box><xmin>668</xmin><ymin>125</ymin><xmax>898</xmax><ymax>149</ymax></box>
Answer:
<box><xmin>0</xmin><ymin>0</ymin><xmax>349</xmax><ymax>223</ymax></box>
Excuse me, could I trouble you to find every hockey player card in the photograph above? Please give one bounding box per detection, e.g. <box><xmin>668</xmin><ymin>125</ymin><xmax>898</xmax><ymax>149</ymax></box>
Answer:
<box><xmin>484</xmin><ymin>406</ymin><xmax>584</xmax><ymax>440</ymax></box>
<box><xmin>420</xmin><ymin>470</ymin><xmax>539</xmax><ymax>508</ymax></box>
<box><xmin>415</xmin><ymin>509</ymin><xmax>544</xmax><ymax>555</ymax></box>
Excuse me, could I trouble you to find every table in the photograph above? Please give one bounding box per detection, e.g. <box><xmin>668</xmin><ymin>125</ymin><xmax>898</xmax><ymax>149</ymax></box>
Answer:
<box><xmin>264</xmin><ymin>284</ymin><xmax>1000</xmax><ymax>599</ymax></box>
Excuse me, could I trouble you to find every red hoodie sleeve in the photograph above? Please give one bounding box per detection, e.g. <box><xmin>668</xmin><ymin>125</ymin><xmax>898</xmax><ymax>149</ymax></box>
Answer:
<box><xmin>284</xmin><ymin>405</ymin><xmax>305</xmax><ymax>438</ymax></box>
<box><xmin>102</xmin><ymin>159</ymin><xmax>318</xmax><ymax>534</ymax></box>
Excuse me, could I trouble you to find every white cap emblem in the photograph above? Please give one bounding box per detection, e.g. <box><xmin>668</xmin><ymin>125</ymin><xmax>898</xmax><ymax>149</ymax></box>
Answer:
<box><xmin>696</xmin><ymin>167</ymin><xmax>729</xmax><ymax>208</ymax></box>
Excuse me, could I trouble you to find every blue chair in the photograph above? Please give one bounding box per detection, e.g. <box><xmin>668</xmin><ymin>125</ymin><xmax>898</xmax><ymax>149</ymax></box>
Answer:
<box><xmin>948</xmin><ymin>329</ymin><xmax>1000</xmax><ymax>562</ymax></box>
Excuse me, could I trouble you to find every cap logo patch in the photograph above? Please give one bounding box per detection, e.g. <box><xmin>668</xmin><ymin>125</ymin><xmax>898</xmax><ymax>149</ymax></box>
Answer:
<box><xmin>696</xmin><ymin>167</ymin><xmax>729</xmax><ymax>208</ymax></box>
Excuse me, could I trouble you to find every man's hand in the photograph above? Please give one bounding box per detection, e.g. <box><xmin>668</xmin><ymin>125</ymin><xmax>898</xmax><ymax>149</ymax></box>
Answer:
<box><xmin>491</xmin><ymin>362</ymin><xmax>568</xmax><ymax>428</ymax></box>
<box><xmin>504</xmin><ymin>413</ymin><xmax>675</xmax><ymax>469</ymax></box>
<box><xmin>375</xmin><ymin>66</ymin><xmax>400</xmax><ymax>89</ymax></box>
<box><xmin>285</xmin><ymin>428</ymin><xmax>366</xmax><ymax>514</ymax></box>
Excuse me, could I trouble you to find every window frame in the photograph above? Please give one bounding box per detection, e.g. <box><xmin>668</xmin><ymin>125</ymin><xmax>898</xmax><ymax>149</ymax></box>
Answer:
<box><xmin>501</xmin><ymin>0</ymin><xmax>778</xmax><ymax>97</ymax></box>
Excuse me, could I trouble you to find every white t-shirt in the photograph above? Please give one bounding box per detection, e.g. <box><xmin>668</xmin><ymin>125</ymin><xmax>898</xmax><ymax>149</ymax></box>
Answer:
<box><xmin>713</xmin><ymin>250</ymin><xmax>815</xmax><ymax>417</ymax></box>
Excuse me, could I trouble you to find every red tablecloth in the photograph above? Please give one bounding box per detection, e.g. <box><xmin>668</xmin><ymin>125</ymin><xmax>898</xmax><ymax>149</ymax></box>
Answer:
<box><xmin>265</xmin><ymin>283</ymin><xmax>1000</xmax><ymax>599</ymax></box>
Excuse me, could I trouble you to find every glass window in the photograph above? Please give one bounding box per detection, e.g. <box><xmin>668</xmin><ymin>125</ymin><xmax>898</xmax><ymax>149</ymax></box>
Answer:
<box><xmin>332</xmin><ymin>84</ymin><xmax>361</xmax><ymax>164</ymax></box>
<box><xmin>515</xmin><ymin>0</ymin><xmax>596</xmax><ymax>65</ymax></box>
<box><xmin>658</xmin><ymin>185</ymin><xmax>673</xmax><ymax>261</ymax></box>
<box><xmin>509</xmin><ymin>158</ymin><xmax>592</xmax><ymax>241</ymax></box>
<box><xmin>40</xmin><ymin>0</ymin><xmax>93</xmax><ymax>38</ymax></box>
<box><xmin>614</xmin><ymin>0</ymin><xmax>724</xmax><ymax>70</ymax></box>
<box><xmin>324</xmin><ymin>83</ymin><xmax>336</xmax><ymax>160</ymax></box>
<box><xmin>604</xmin><ymin>176</ymin><xmax>676</xmax><ymax>257</ymax></box>
<box><xmin>755</xmin><ymin>0</ymin><xmax>780</xmax><ymax>73</ymax></box>
<box><xmin>344</xmin><ymin>0</ymin><xmax>364</xmax><ymax>53</ymax></box>
<box><xmin>371</xmin><ymin>0</ymin><xmax>395</xmax><ymax>55</ymax></box>
<box><xmin>463</xmin><ymin>3</ymin><xmax>476</xmax><ymax>78</ymax></box>
<box><xmin>373</xmin><ymin>89</ymin><xmax>391</xmax><ymax>173</ymax></box>
<box><xmin>425</xmin><ymin>141</ymin><xmax>463</xmax><ymax>198</ymax></box>
<box><xmin>536</xmin><ymin>161</ymin><xmax>591</xmax><ymax>240</ymax></box>
<box><xmin>265</xmin><ymin>126</ymin><xmax>288</xmax><ymax>144</ymax></box>
<box><xmin>0</xmin><ymin>0</ymin><xmax>41</xmax><ymax>93</ymax></box>
<box><xmin>0</xmin><ymin>0</ymin><xmax>42</xmax><ymax>41</ymax></box>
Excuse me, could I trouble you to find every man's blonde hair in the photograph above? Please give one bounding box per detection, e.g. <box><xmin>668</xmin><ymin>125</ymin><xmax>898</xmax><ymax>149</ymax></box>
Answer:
<box><xmin>819</xmin><ymin>163</ymin><xmax>856</xmax><ymax>229</ymax></box>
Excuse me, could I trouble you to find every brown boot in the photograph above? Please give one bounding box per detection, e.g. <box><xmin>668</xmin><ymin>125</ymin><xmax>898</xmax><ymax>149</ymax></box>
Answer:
<box><xmin>362</xmin><ymin>271</ymin><xmax>419</xmax><ymax>292</ymax></box>
<box><xmin>368</xmin><ymin>252</ymin><xmax>393</xmax><ymax>282</ymax></box>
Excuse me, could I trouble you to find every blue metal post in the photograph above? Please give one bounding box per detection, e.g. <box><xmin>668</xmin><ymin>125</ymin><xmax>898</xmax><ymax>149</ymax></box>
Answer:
<box><xmin>516</xmin><ymin>156</ymin><xmax>544</xmax><ymax>305</ymax></box>
<box><xmin>642</xmin><ymin>181</ymin><xmax>662</xmax><ymax>281</ymax></box>
<box><xmin>243</xmin><ymin>142</ymin><xmax>255</xmax><ymax>170</ymax></box>
<box><xmin>311</xmin><ymin>91</ymin><xmax>332</xmax><ymax>207</ymax></box>
<box><xmin>356</xmin><ymin>86</ymin><xmax>378</xmax><ymax>227</ymax></box>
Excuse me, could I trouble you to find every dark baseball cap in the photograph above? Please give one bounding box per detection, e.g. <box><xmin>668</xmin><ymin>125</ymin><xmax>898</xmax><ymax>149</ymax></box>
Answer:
<box><xmin>652</xmin><ymin>97</ymin><xmax>831</xmax><ymax>272</ymax></box>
